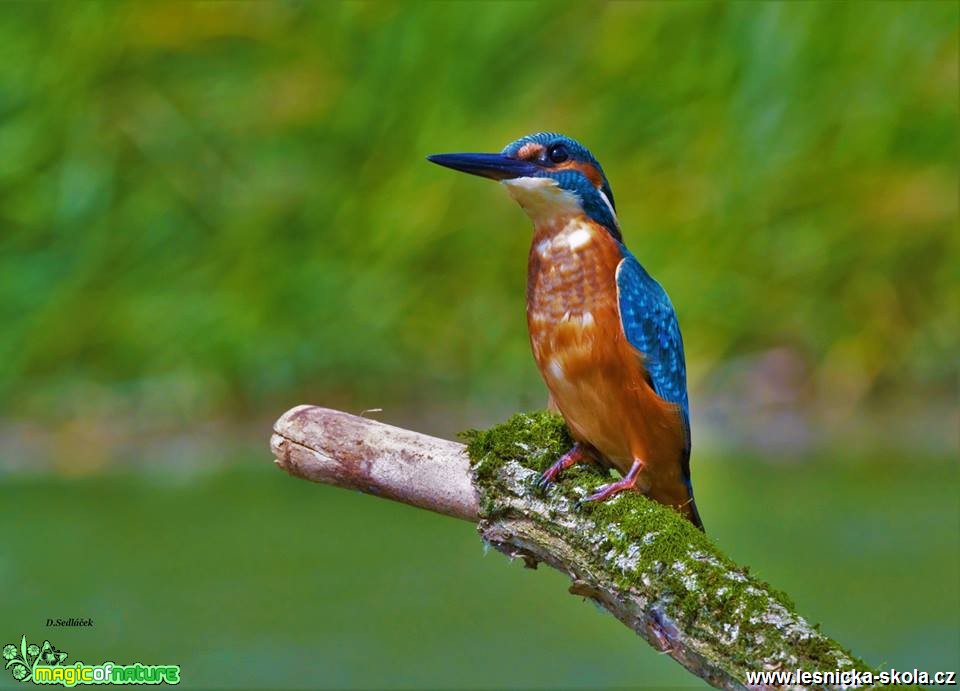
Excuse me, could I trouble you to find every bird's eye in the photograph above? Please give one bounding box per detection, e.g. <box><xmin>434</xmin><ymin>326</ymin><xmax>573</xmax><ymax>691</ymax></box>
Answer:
<box><xmin>548</xmin><ymin>143</ymin><xmax>569</xmax><ymax>164</ymax></box>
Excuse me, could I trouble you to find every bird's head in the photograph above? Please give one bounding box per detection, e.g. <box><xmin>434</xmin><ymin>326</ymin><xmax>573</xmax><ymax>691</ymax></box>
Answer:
<box><xmin>428</xmin><ymin>133</ymin><xmax>620</xmax><ymax>241</ymax></box>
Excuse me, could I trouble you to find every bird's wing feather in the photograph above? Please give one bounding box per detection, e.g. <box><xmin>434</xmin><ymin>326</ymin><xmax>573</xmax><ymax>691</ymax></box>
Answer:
<box><xmin>615</xmin><ymin>251</ymin><xmax>692</xmax><ymax>475</ymax></box>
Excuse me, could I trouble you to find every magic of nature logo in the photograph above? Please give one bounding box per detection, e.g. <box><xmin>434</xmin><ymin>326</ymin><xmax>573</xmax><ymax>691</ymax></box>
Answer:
<box><xmin>3</xmin><ymin>635</ymin><xmax>180</xmax><ymax>686</ymax></box>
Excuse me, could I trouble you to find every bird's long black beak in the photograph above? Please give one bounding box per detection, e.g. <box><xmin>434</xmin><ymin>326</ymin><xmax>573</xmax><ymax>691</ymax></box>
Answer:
<box><xmin>427</xmin><ymin>152</ymin><xmax>540</xmax><ymax>181</ymax></box>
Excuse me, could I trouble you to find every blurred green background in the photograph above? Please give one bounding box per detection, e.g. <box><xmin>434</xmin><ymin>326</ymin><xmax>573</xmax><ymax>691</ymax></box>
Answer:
<box><xmin>1</xmin><ymin>1</ymin><xmax>957</xmax><ymax>689</ymax></box>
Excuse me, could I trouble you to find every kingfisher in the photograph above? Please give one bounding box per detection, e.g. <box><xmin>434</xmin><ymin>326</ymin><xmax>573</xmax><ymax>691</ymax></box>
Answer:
<box><xmin>428</xmin><ymin>133</ymin><xmax>703</xmax><ymax>530</ymax></box>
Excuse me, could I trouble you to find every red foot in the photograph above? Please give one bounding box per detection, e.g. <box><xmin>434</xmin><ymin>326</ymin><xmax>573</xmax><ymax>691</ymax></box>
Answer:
<box><xmin>536</xmin><ymin>444</ymin><xmax>587</xmax><ymax>489</ymax></box>
<box><xmin>580</xmin><ymin>459</ymin><xmax>644</xmax><ymax>504</ymax></box>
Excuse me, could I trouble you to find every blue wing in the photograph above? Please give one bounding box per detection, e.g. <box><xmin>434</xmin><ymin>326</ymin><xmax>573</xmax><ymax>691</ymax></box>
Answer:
<box><xmin>615</xmin><ymin>250</ymin><xmax>692</xmax><ymax>474</ymax></box>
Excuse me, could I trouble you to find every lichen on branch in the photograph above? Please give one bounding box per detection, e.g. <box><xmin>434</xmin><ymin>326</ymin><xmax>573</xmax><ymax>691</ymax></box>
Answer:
<box><xmin>462</xmin><ymin>411</ymin><xmax>870</xmax><ymax>688</ymax></box>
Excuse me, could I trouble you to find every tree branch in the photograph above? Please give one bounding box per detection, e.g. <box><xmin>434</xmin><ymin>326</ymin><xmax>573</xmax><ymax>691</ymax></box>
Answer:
<box><xmin>270</xmin><ymin>404</ymin><xmax>477</xmax><ymax>520</ymax></box>
<box><xmin>271</xmin><ymin>405</ymin><xmax>871</xmax><ymax>691</ymax></box>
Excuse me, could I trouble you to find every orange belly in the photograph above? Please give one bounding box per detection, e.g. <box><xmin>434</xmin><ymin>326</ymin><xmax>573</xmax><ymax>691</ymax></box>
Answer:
<box><xmin>527</xmin><ymin>216</ymin><xmax>688</xmax><ymax>506</ymax></box>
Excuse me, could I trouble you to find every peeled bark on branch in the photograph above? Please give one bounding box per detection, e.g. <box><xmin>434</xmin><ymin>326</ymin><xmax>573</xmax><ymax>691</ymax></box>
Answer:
<box><xmin>270</xmin><ymin>405</ymin><xmax>871</xmax><ymax>691</ymax></box>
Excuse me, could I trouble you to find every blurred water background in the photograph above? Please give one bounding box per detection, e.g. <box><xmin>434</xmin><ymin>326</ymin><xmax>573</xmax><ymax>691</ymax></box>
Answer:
<box><xmin>1</xmin><ymin>2</ymin><xmax>957</xmax><ymax>688</ymax></box>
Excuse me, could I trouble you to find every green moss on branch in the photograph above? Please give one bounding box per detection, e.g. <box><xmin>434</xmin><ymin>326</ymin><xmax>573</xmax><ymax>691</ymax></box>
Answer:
<box><xmin>462</xmin><ymin>411</ymin><xmax>871</xmax><ymax>687</ymax></box>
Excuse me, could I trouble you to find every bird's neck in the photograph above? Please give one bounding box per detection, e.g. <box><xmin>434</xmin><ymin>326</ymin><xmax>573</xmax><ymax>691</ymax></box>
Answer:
<box><xmin>528</xmin><ymin>213</ymin><xmax>621</xmax><ymax>260</ymax></box>
<box><xmin>530</xmin><ymin>214</ymin><xmax>598</xmax><ymax>253</ymax></box>
<box><xmin>502</xmin><ymin>176</ymin><xmax>621</xmax><ymax>242</ymax></box>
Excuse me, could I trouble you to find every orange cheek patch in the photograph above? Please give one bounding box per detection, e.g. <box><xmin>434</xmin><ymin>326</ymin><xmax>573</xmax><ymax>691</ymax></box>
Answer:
<box><xmin>517</xmin><ymin>142</ymin><xmax>545</xmax><ymax>161</ymax></box>
<box><xmin>555</xmin><ymin>161</ymin><xmax>605</xmax><ymax>189</ymax></box>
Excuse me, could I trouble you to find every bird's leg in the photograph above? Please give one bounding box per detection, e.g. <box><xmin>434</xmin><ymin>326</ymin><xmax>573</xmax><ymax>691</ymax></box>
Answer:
<box><xmin>535</xmin><ymin>443</ymin><xmax>590</xmax><ymax>489</ymax></box>
<box><xmin>579</xmin><ymin>458</ymin><xmax>644</xmax><ymax>504</ymax></box>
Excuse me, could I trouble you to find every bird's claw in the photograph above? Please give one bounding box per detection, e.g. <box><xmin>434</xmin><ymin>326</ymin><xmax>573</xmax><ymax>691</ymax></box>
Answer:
<box><xmin>534</xmin><ymin>468</ymin><xmax>559</xmax><ymax>490</ymax></box>
<box><xmin>535</xmin><ymin>445</ymin><xmax>586</xmax><ymax>492</ymax></box>
<box><xmin>577</xmin><ymin>470</ymin><xmax>641</xmax><ymax>507</ymax></box>
<box><xmin>574</xmin><ymin>488</ymin><xmax>605</xmax><ymax>511</ymax></box>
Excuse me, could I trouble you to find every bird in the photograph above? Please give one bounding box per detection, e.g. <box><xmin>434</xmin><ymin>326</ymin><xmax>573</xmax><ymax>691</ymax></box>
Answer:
<box><xmin>428</xmin><ymin>132</ymin><xmax>703</xmax><ymax>530</ymax></box>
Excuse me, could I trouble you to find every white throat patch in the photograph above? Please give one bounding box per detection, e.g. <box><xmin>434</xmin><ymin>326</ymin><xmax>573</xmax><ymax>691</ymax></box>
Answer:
<box><xmin>501</xmin><ymin>176</ymin><xmax>582</xmax><ymax>224</ymax></box>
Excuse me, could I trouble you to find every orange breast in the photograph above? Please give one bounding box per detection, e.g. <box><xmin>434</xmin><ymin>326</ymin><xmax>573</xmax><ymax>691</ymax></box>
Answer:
<box><xmin>526</xmin><ymin>216</ymin><xmax>687</xmax><ymax>506</ymax></box>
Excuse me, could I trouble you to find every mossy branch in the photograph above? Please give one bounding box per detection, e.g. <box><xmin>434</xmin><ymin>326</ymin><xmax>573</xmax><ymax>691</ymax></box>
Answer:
<box><xmin>271</xmin><ymin>405</ymin><xmax>873</xmax><ymax>690</ymax></box>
